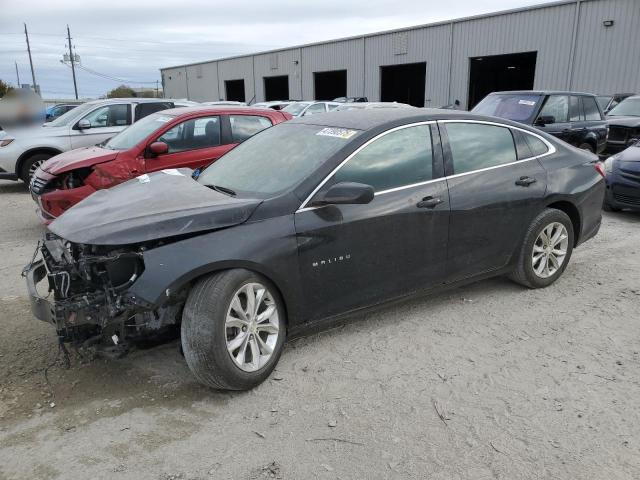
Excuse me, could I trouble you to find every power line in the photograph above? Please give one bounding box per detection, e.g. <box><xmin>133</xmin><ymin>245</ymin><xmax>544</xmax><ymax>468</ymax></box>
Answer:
<box><xmin>61</xmin><ymin>60</ymin><xmax>158</xmax><ymax>85</ymax></box>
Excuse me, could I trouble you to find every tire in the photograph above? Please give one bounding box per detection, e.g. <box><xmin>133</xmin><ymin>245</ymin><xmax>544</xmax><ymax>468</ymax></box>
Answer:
<box><xmin>181</xmin><ymin>269</ymin><xmax>286</xmax><ymax>390</ymax></box>
<box><xmin>603</xmin><ymin>201</ymin><xmax>620</xmax><ymax>212</ymax></box>
<box><xmin>578</xmin><ymin>142</ymin><xmax>595</xmax><ymax>153</ymax></box>
<box><xmin>20</xmin><ymin>153</ymin><xmax>53</xmax><ymax>183</ymax></box>
<box><xmin>509</xmin><ymin>208</ymin><xmax>575</xmax><ymax>289</ymax></box>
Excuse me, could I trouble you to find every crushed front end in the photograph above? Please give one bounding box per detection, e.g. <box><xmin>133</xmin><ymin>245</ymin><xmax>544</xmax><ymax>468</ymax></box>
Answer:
<box><xmin>24</xmin><ymin>233</ymin><xmax>183</xmax><ymax>355</ymax></box>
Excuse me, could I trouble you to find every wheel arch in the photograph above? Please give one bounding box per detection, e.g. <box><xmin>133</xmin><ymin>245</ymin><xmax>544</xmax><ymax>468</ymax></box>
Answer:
<box><xmin>171</xmin><ymin>261</ymin><xmax>291</xmax><ymax>327</ymax></box>
<box><xmin>15</xmin><ymin>147</ymin><xmax>63</xmax><ymax>175</ymax></box>
<box><xmin>545</xmin><ymin>200</ymin><xmax>581</xmax><ymax>246</ymax></box>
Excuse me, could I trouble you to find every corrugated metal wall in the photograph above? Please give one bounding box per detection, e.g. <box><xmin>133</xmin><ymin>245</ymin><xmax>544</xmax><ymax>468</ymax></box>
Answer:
<box><xmin>161</xmin><ymin>0</ymin><xmax>640</xmax><ymax>107</ymax></box>
<box><xmin>300</xmin><ymin>38</ymin><xmax>365</xmax><ymax>100</ymax></box>
<box><xmin>364</xmin><ymin>24</ymin><xmax>452</xmax><ymax>107</ymax></box>
<box><xmin>254</xmin><ymin>48</ymin><xmax>303</xmax><ymax>101</ymax></box>
<box><xmin>450</xmin><ymin>2</ymin><xmax>577</xmax><ymax>108</ymax></box>
<box><xmin>571</xmin><ymin>0</ymin><xmax>640</xmax><ymax>94</ymax></box>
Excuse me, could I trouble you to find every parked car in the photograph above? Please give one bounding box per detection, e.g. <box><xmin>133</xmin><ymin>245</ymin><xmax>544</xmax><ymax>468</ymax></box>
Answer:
<box><xmin>334</xmin><ymin>102</ymin><xmax>413</xmax><ymax>111</ymax></box>
<box><xmin>596</xmin><ymin>93</ymin><xmax>634</xmax><ymax>114</ymax></box>
<box><xmin>45</xmin><ymin>104</ymin><xmax>78</xmax><ymax>122</ymax></box>
<box><xmin>333</xmin><ymin>97</ymin><xmax>368</xmax><ymax>103</ymax></box>
<box><xmin>602</xmin><ymin>139</ymin><xmax>640</xmax><ymax>211</ymax></box>
<box><xmin>202</xmin><ymin>101</ymin><xmax>247</xmax><ymax>106</ymax></box>
<box><xmin>282</xmin><ymin>101</ymin><xmax>340</xmax><ymax>117</ymax></box>
<box><xmin>25</xmin><ymin>108</ymin><xmax>604</xmax><ymax>390</ymax></box>
<box><xmin>472</xmin><ymin>91</ymin><xmax>608</xmax><ymax>154</ymax></box>
<box><xmin>251</xmin><ymin>101</ymin><xmax>293</xmax><ymax>110</ymax></box>
<box><xmin>0</xmin><ymin>98</ymin><xmax>180</xmax><ymax>183</ymax></box>
<box><xmin>30</xmin><ymin>107</ymin><xmax>291</xmax><ymax>222</ymax></box>
<box><xmin>604</xmin><ymin>95</ymin><xmax>640</xmax><ymax>154</ymax></box>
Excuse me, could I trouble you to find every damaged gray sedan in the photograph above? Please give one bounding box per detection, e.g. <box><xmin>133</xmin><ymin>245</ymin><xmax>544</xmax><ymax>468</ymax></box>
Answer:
<box><xmin>24</xmin><ymin>109</ymin><xmax>604</xmax><ymax>390</ymax></box>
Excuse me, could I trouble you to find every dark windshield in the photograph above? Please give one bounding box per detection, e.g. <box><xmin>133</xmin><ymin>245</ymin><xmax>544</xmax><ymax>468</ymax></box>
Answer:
<box><xmin>608</xmin><ymin>97</ymin><xmax>640</xmax><ymax>117</ymax></box>
<box><xmin>197</xmin><ymin>123</ymin><xmax>361</xmax><ymax>196</ymax></box>
<box><xmin>104</xmin><ymin>113</ymin><xmax>175</xmax><ymax>150</ymax></box>
<box><xmin>472</xmin><ymin>94</ymin><xmax>542</xmax><ymax>122</ymax></box>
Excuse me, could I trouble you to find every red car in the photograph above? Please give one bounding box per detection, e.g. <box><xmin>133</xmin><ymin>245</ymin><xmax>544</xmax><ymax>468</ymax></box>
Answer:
<box><xmin>30</xmin><ymin>107</ymin><xmax>291</xmax><ymax>222</ymax></box>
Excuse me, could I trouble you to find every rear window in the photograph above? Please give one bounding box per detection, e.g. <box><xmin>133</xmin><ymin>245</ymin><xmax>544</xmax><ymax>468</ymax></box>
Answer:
<box><xmin>471</xmin><ymin>94</ymin><xmax>541</xmax><ymax>122</ymax></box>
<box><xmin>582</xmin><ymin>96</ymin><xmax>602</xmax><ymax>121</ymax></box>
<box><xmin>230</xmin><ymin>115</ymin><xmax>272</xmax><ymax>143</ymax></box>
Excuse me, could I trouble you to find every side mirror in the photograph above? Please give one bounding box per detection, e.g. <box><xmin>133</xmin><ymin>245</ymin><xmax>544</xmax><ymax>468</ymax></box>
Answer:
<box><xmin>312</xmin><ymin>182</ymin><xmax>374</xmax><ymax>206</ymax></box>
<box><xmin>148</xmin><ymin>141</ymin><xmax>169</xmax><ymax>156</ymax></box>
<box><xmin>77</xmin><ymin>119</ymin><xmax>91</xmax><ymax>130</ymax></box>
<box><xmin>534</xmin><ymin>115</ymin><xmax>555</xmax><ymax>126</ymax></box>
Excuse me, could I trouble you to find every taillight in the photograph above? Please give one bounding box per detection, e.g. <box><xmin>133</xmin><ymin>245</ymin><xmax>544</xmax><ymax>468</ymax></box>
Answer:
<box><xmin>594</xmin><ymin>162</ymin><xmax>606</xmax><ymax>178</ymax></box>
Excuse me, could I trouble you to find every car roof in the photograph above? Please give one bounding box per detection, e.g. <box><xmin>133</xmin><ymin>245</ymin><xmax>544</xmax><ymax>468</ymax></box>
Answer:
<box><xmin>490</xmin><ymin>90</ymin><xmax>597</xmax><ymax>97</ymax></box>
<box><xmin>290</xmin><ymin>108</ymin><xmax>504</xmax><ymax>130</ymax></box>
<box><xmin>159</xmin><ymin>106</ymin><xmax>282</xmax><ymax>116</ymax></box>
<box><xmin>83</xmin><ymin>98</ymin><xmax>178</xmax><ymax>106</ymax></box>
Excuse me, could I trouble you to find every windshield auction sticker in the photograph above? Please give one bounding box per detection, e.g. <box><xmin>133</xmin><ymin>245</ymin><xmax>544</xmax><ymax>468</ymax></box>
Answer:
<box><xmin>316</xmin><ymin>127</ymin><xmax>358</xmax><ymax>139</ymax></box>
<box><xmin>518</xmin><ymin>100</ymin><xmax>536</xmax><ymax>106</ymax></box>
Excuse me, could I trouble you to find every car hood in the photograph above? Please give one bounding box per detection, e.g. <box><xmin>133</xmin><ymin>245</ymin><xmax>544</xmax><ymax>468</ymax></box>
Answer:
<box><xmin>49</xmin><ymin>169</ymin><xmax>263</xmax><ymax>245</ymax></box>
<box><xmin>606</xmin><ymin>116</ymin><xmax>640</xmax><ymax>127</ymax></box>
<box><xmin>615</xmin><ymin>144</ymin><xmax>640</xmax><ymax>163</ymax></box>
<box><xmin>41</xmin><ymin>146</ymin><xmax>119</xmax><ymax>174</ymax></box>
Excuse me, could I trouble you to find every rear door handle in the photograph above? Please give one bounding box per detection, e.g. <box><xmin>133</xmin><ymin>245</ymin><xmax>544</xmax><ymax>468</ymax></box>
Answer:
<box><xmin>515</xmin><ymin>176</ymin><xmax>537</xmax><ymax>187</ymax></box>
<box><xmin>417</xmin><ymin>196</ymin><xmax>443</xmax><ymax>209</ymax></box>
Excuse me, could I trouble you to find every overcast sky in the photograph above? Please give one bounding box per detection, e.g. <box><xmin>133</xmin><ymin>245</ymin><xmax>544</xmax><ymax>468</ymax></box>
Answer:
<box><xmin>1</xmin><ymin>0</ymin><xmax>560</xmax><ymax>99</ymax></box>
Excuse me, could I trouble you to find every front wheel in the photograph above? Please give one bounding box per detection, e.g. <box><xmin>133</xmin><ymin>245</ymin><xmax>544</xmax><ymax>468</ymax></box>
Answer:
<box><xmin>20</xmin><ymin>153</ymin><xmax>52</xmax><ymax>183</ymax></box>
<box><xmin>181</xmin><ymin>269</ymin><xmax>286</xmax><ymax>390</ymax></box>
<box><xmin>509</xmin><ymin>209</ymin><xmax>575</xmax><ymax>288</ymax></box>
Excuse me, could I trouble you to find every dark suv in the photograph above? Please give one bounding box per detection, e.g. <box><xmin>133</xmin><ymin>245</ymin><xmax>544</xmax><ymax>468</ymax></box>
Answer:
<box><xmin>472</xmin><ymin>91</ymin><xmax>608</xmax><ymax>154</ymax></box>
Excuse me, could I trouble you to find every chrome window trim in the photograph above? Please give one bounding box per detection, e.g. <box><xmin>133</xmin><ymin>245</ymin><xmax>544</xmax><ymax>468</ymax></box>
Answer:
<box><xmin>295</xmin><ymin>118</ymin><xmax>557</xmax><ymax>214</ymax></box>
<box><xmin>437</xmin><ymin>119</ymin><xmax>556</xmax><ymax>161</ymax></box>
<box><xmin>297</xmin><ymin>120</ymin><xmax>437</xmax><ymax>212</ymax></box>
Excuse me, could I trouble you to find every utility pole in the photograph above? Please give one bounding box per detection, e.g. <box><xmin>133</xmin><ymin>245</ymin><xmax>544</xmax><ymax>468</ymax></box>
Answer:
<box><xmin>67</xmin><ymin>25</ymin><xmax>78</xmax><ymax>99</ymax></box>
<box><xmin>24</xmin><ymin>23</ymin><xmax>38</xmax><ymax>94</ymax></box>
<box><xmin>15</xmin><ymin>61</ymin><xmax>20</xmax><ymax>87</ymax></box>
<box><xmin>155</xmin><ymin>80</ymin><xmax>159</xmax><ymax>98</ymax></box>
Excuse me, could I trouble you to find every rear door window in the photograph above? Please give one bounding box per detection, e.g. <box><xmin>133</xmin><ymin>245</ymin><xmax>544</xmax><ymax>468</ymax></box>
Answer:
<box><xmin>537</xmin><ymin>95</ymin><xmax>569</xmax><ymax>123</ymax></box>
<box><xmin>582</xmin><ymin>96</ymin><xmax>602</xmax><ymax>121</ymax></box>
<box><xmin>569</xmin><ymin>96</ymin><xmax>583</xmax><ymax>122</ymax></box>
<box><xmin>135</xmin><ymin>102</ymin><xmax>174</xmax><ymax>122</ymax></box>
<box><xmin>230</xmin><ymin>115</ymin><xmax>272</xmax><ymax>143</ymax></box>
<box><xmin>445</xmin><ymin>123</ymin><xmax>517</xmax><ymax>174</ymax></box>
<box><xmin>333</xmin><ymin>124</ymin><xmax>433</xmax><ymax>192</ymax></box>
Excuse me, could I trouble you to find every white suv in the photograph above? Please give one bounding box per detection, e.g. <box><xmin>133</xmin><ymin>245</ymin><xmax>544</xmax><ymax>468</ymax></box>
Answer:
<box><xmin>0</xmin><ymin>98</ymin><xmax>181</xmax><ymax>182</ymax></box>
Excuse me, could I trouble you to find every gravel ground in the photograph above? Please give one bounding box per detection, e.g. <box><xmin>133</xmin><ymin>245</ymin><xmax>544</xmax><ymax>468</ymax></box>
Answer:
<box><xmin>1</xmin><ymin>179</ymin><xmax>639</xmax><ymax>480</ymax></box>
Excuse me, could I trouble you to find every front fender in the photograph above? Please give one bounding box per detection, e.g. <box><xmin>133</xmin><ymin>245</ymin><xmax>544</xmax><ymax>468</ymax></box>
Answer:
<box><xmin>127</xmin><ymin>215</ymin><xmax>306</xmax><ymax>325</ymax></box>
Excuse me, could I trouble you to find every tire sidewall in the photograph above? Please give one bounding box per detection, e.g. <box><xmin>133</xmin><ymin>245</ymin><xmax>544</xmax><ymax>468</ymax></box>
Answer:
<box><xmin>522</xmin><ymin>210</ymin><xmax>575</xmax><ymax>288</ymax></box>
<box><xmin>20</xmin><ymin>153</ymin><xmax>52</xmax><ymax>183</ymax></box>
<box><xmin>182</xmin><ymin>269</ymin><xmax>286</xmax><ymax>390</ymax></box>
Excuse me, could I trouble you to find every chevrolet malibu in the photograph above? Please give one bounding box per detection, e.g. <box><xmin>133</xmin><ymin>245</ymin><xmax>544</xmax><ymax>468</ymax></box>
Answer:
<box><xmin>30</xmin><ymin>107</ymin><xmax>291</xmax><ymax>222</ymax></box>
<box><xmin>25</xmin><ymin>109</ymin><xmax>605</xmax><ymax>390</ymax></box>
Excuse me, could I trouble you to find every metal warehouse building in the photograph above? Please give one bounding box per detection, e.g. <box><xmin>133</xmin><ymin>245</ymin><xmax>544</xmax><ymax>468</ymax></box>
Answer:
<box><xmin>160</xmin><ymin>0</ymin><xmax>640</xmax><ymax>110</ymax></box>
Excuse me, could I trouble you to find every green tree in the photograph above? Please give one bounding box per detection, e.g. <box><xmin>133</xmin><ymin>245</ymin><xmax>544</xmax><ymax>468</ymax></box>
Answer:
<box><xmin>0</xmin><ymin>79</ymin><xmax>13</xmax><ymax>98</ymax></box>
<box><xmin>107</xmin><ymin>85</ymin><xmax>136</xmax><ymax>98</ymax></box>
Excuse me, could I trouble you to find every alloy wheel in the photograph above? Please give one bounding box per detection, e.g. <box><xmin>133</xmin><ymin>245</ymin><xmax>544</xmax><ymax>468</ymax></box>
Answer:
<box><xmin>531</xmin><ymin>222</ymin><xmax>569</xmax><ymax>279</ymax></box>
<box><xmin>28</xmin><ymin>159</ymin><xmax>46</xmax><ymax>179</ymax></box>
<box><xmin>225</xmin><ymin>282</ymin><xmax>280</xmax><ymax>372</ymax></box>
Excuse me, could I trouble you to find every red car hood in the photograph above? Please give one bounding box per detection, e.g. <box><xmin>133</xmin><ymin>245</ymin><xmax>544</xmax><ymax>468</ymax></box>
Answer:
<box><xmin>41</xmin><ymin>146</ymin><xmax>119</xmax><ymax>175</ymax></box>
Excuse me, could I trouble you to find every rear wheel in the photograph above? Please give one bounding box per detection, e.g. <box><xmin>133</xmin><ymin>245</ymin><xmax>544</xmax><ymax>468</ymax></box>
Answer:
<box><xmin>578</xmin><ymin>142</ymin><xmax>595</xmax><ymax>153</ymax></box>
<box><xmin>181</xmin><ymin>269</ymin><xmax>285</xmax><ymax>390</ymax></box>
<box><xmin>20</xmin><ymin>153</ymin><xmax>53</xmax><ymax>183</ymax></box>
<box><xmin>603</xmin><ymin>201</ymin><xmax>620</xmax><ymax>212</ymax></box>
<box><xmin>509</xmin><ymin>209</ymin><xmax>574</xmax><ymax>288</ymax></box>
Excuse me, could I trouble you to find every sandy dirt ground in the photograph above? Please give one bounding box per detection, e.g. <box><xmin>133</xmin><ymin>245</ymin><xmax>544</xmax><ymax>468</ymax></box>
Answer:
<box><xmin>0</xmin><ymin>179</ymin><xmax>639</xmax><ymax>480</ymax></box>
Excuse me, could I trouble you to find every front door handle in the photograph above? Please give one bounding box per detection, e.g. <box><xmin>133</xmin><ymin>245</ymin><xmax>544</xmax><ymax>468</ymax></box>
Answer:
<box><xmin>417</xmin><ymin>196</ymin><xmax>443</xmax><ymax>209</ymax></box>
<box><xmin>515</xmin><ymin>176</ymin><xmax>537</xmax><ymax>187</ymax></box>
